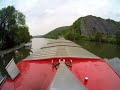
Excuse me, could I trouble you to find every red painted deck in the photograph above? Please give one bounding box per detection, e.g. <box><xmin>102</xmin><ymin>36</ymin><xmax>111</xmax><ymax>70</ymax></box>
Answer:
<box><xmin>1</xmin><ymin>57</ymin><xmax>120</xmax><ymax>90</ymax></box>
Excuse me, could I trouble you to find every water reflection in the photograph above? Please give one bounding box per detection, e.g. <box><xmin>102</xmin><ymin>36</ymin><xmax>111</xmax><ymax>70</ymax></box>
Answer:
<box><xmin>75</xmin><ymin>40</ymin><xmax>120</xmax><ymax>59</ymax></box>
<box><xmin>0</xmin><ymin>46</ymin><xmax>32</xmax><ymax>80</ymax></box>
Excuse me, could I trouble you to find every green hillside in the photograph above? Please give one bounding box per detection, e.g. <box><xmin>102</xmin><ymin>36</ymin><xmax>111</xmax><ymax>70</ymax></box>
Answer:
<box><xmin>44</xmin><ymin>15</ymin><xmax>120</xmax><ymax>44</ymax></box>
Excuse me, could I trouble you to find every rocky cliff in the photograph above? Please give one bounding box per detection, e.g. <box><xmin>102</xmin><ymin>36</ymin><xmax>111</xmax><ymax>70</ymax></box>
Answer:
<box><xmin>44</xmin><ymin>15</ymin><xmax>120</xmax><ymax>38</ymax></box>
<box><xmin>80</xmin><ymin>15</ymin><xmax>119</xmax><ymax>35</ymax></box>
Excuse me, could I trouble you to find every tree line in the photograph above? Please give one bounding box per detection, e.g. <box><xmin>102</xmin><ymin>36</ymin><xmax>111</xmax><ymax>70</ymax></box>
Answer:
<box><xmin>44</xmin><ymin>27</ymin><xmax>120</xmax><ymax>45</ymax></box>
<box><xmin>0</xmin><ymin>6</ymin><xmax>30</xmax><ymax>50</ymax></box>
<box><xmin>44</xmin><ymin>18</ymin><xmax>120</xmax><ymax>45</ymax></box>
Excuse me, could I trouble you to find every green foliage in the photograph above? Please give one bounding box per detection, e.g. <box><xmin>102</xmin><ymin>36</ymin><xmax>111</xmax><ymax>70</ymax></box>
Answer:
<box><xmin>44</xmin><ymin>25</ymin><xmax>81</xmax><ymax>41</ymax></box>
<box><xmin>72</xmin><ymin>17</ymin><xmax>82</xmax><ymax>34</ymax></box>
<box><xmin>116</xmin><ymin>22</ymin><xmax>120</xmax><ymax>30</ymax></box>
<box><xmin>44</xmin><ymin>15</ymin><xmax>120</xmax><ymax>45</ymax></box>
<box><xmin>116</xmin><ymin>30</ymin><xmax>120</xmax><ymax>44</ymax></box>
<box><xmin>44</xmin><ymin>26</ymin><xmax>70</xmax><ymax>39</ymax></box>
<box><xmin>0</xmin><ymin>6</ymin><xmax>30</xmax><ymax>50</ymax></box>
<box><xmin>86</xmin><ymin>32</ymin><xmax>104</xmax><ymax>42</ymax></box>
<box><xmin>44</xmin><ymin>18</ymin><xmax>82</xmax><ymax>41</ymax></box>
<box><xmin>86</xmin><ymin>32</ymin><xmax>117</xmax><ymax>44</ymax></box>
<box><xmin>94</xmin><ymin>32</ymin><xmax>104</xmax><ymax>42</ymax></box>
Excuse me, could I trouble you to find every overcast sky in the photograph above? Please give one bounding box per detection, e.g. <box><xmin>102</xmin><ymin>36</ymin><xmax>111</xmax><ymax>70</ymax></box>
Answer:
<box><xmin>0</xmin><ymin>0</ymin><xmax>120</xmax><ymax>35</ymax></box>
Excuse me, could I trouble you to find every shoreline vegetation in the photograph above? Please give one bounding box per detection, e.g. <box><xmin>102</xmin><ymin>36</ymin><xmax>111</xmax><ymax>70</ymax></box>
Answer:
<box><xmin>0</xmin><ymin>6</ymin><xmax>30</xmax><ymax>51</ymax></box>
<box><xmin>44</xmin><ymin>29</ymin><xmax>120</xmax><ymax>45</ymax></box>
<box><xmin>43</xmin><ymin>16</ymin><xmax>120</xmax><ymax>45</ymax></box>
<box><xmin>0</xmin><ymin>43</ymin><xmax>25</xmax><ymax>56</ymax></box>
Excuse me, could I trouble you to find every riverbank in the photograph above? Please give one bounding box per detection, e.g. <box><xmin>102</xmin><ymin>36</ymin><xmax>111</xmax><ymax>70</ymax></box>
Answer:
<box><xmin>0</xmin><ymin>43</ymin><xmax>25</xmax><ymax>56</ymax></box>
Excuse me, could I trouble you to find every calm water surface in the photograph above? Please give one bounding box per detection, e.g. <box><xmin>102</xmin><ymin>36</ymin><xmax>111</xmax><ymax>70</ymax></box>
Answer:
<box><xmin>0</xmin><ymin>38</ymin><xmax>120</xmax><ymax>79</ymax></box>
<box><xmin>75</xmin><ymin>40</ymin><xmax>120</xmax><ymax>59</ymax></box>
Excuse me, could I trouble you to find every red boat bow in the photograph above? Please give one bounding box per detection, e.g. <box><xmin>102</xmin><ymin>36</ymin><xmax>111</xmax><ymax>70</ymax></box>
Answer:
<box><xmin>1</xmin><ymin>57</ymin><xmax>120</xmax><ymax>90</ymax></box>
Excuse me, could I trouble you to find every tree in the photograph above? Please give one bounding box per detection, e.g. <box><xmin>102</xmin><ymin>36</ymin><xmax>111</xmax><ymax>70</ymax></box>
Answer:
<box><xmin>0</xmin><ymin>6</ymin><xmax>30</xmax><ymax>49</ymax></box>
<box><xmin>116</xmin><ymin>30</ymin><xmax>120</xmax><ymax>44</ymax></box>
<box><xmin>93</xmin><ymin>32</ymin><xmax>103</xmax><ymax>42</ymax></box>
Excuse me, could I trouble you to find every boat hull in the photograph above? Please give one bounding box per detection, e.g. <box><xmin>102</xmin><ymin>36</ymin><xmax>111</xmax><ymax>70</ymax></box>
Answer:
<box><xmin>1</xmin><ymin>57</ymin><xmax>120</xmax><ymax>90</ymax></box>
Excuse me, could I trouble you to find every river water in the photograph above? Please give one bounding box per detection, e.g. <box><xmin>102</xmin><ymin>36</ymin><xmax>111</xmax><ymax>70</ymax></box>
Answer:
<box><xmin>0</xmin><ymin>38</ymin><xmax>120</xmax><ymax>79</ymax></box>
<box><xmin>75</xmin><ymin>40</ymin><xmax>120</xmax><ymax>59</ymax></box>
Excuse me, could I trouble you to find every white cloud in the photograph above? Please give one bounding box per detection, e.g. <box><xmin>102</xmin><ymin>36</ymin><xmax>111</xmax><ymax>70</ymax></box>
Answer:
<box><xmin>1</xmin><ymin>0</ymin><xmax>120</xmax><ymax>35</ymax></box>
<box><xmin>14</xmin><ymin>0</ymin><xmax>38</xmax><ymax>12</ymax></box>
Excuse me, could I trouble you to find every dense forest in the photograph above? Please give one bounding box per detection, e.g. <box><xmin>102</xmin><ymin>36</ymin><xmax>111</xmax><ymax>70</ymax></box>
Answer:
<box><xmin>44</xmin><ymin>15</ymin><xmax>120</xmax><ymax>44</ymax></box>
<box><xmin>0</xmin><ymin>6</ymin><xmax>30</xmax><ymax>50</ymax></box>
